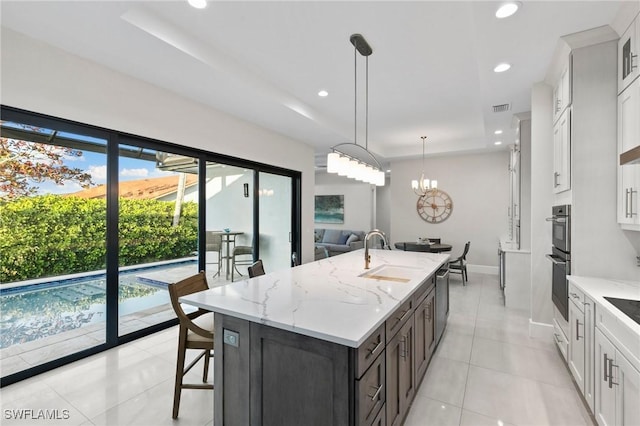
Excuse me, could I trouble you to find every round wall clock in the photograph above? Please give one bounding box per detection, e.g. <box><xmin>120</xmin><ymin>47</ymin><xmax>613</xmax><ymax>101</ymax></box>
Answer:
<box><xmin>417</xmin><ymin>189</ymin><xmax>453</xmax><ymax>223</ymax></box>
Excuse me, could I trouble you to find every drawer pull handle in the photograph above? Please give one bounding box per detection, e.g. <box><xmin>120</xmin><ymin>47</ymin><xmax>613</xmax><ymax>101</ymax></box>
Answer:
<box><xmin>368</xmin><ymin>384</ymin><xmax>383</xmax><ymax>401</ymax></box>
<box><xmin>569</xmin><ymin>292</ymin><xmax>579</xmax><ymax>299</ymax></box>
<box><xmin>575</xmin><ymin>319</ymin><xmax>582</xmax><ymax>340</ymax></box>
<box><xmin>553</xmin><ymin>333</ymin><xmax>562</xmax><ymax>344</ymax></box>
<box><xmin>608</xmin><ymin>358</ymin><xmax>619</xmax><ymax>388</ymax></box>
<box><xmin>603</xmin><ymin>353</ymin><xmax>609</xmax><ymax>382</ymax></box>
<box><xmin>400</xmin><ymin>336</ymin><xmax>407</xmax><ymax>359</ymax></box>
<box><xmin>397</xmin><ymin>309</ymin><xmax>411</xmax><ymax>324</ymax></box>
<box><xmin>366</xmin><ymin>340</ymin><xmax>383</xmax><ymax>359</ymax></box>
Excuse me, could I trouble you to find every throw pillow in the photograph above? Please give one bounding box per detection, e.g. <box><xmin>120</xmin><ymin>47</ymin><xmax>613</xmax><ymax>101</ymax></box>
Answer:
<box><xmin>338</xmin><ymin>232</ymin><xmax>350</xmax><ymax>245</ymax></box>
<box><xmin>346</xmin><ymin>233</ymin><xmax>359</xmax><ymax>245</ymax></box>
<box><xmin>322</xmin><ymin>229</ymin><xmax>342</xmax><ymax>244</ymax></box>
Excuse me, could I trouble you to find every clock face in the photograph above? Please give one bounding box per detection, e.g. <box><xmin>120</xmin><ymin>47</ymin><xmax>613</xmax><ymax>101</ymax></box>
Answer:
<box><xmin>417</xmin><ymin>190</ymin><xmax>453</xmax><ymax>223</ymax></box>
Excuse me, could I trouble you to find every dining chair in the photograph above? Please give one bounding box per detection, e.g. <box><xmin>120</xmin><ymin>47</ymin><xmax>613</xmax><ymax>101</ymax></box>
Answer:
<box><xmin>448</xmin><ymin>241</ymin><xmax>470</xmax><ymax>285</ymax></box>
<box><xmin>205</xmin><ymin>232</ymin><xmax>223</xmax><ymax>278</ymax></box>
<box><xmin>248</xmin><ymin>259</ymin><xmax>266</xmax><ymax>278</ymax></box>
<box><xmin>231</xmin><ymin>245</ymin><xmax>253</xmax><ymax>281</ymax></box>
<box><xmin>167</xmin><ymin>272</ymin><xmax>214</xmax><ymax>419</ymax></box>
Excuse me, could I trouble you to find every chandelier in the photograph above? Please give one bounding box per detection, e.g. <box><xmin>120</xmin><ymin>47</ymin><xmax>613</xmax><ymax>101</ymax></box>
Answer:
<box><xmin>326</xmin><ymin>34</ymin><xmax>385</xmax><ymax>187</ymax></box>
<box><xmin>411</xmin><ymin>136</ymin><xmax>437</xmax><ymax>196</ymax></box>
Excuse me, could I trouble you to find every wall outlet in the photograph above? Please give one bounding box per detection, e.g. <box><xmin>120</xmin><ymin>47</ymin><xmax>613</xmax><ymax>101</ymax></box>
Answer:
<box><xmin>223</xmin><ymin>329</ymin><xmax>239</xmax><ymax>347</ymax></box>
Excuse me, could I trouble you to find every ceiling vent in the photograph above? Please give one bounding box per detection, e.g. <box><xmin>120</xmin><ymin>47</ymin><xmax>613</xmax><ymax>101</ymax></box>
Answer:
<box><xmin>492</xmin><ymin>103</ymin><xmax>511</xmax><ymax>113</ymax></box>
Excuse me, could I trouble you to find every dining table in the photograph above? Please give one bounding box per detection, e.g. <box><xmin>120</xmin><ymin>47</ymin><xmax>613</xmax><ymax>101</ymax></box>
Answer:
<box><xmin>210</xmin><ymin>230</ymin><xmax>245</xmax><ymax>279</ymax></box>
<box><xmin>394</xmin><ymin>241</ymin><xmax>452</xmax><ymax>253</ymax></box>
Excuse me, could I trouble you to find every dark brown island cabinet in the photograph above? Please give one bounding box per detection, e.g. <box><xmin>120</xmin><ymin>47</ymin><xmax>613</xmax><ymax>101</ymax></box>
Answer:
<box><xmin>213</xmin><ymin>272</ymin><xmax>444</xmax><ymax>426</ymax></box>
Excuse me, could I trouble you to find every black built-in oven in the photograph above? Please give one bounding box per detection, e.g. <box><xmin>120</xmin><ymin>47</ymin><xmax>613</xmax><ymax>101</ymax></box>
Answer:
<box><xmin>548</xmin><ymin>204</ymin><xmax>570</xmax><ymax>253</ymax></box>
<box><xmin>546</xmin><ymin>205</ymin><xmax>571</xmax><ymax>321</ymax></box>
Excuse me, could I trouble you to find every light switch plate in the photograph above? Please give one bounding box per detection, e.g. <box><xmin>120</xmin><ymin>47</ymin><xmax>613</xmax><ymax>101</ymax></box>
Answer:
<box><xmin>223</xmin><ymin>329</ymin><xmax>239</xmax><ymax>347</ymax></box>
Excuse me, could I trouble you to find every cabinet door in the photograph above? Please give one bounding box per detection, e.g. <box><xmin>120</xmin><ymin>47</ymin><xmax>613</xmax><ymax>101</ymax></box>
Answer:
<box><xmin>615</xmin><ymin>350</ymin><xmax>640</xmax><ymax>426</ymax></box>
<box><xmin>584</xmin><ymin>298</ymin><xmax>595</xmax><ymax>413</ymax></box>
<box><xmin>414</xmin><ymin>290</ymin><xmax>435</xmax><ymax>383</ymax></box>
<box><xmin>617</xmin><ymin>79</ymin><xmax>640</xmax><ymax>227</ymax></box>
<box><xmin>386</xmin><ymin>330</ymin><xmax>402</xmax><ymax>426</ymax></box>
<box><xmin>553</xmin><ymin>108</ymin><xmax>571</xmax><ymax>193</ymax></box>
<box><xmin>398</xmin><ymin>318</ymin><xmax>415</xmax><ymax>421</ymax></box>
<box><xmin>568</xmin><ymin>300</ymin><xmax>585</xmax><ymax>393</ymax></box>
<box><xmin>595</xmin><ymin>328</ymin><xmax>617</xmax><ymax>426</ymax></box>
<box><xmin>618</xmin><ymin>15</ymin><xmax>639</xmax><ymax>94</ymax></box>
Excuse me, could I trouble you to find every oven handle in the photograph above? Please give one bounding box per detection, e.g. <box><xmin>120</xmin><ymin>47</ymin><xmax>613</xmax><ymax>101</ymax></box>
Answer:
<box><xmin>545</xmin><ymin>216</ymin><xmax>567</xmax><ymax>223</ymax></box>
<box><xmin>546</xmin><ymin>254</ymin><xmax>566</xmax><ymax>265</ymax></box>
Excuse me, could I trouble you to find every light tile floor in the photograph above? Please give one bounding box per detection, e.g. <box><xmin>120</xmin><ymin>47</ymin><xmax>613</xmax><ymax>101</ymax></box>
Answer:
<box><xmin>0</xmin><ymin>272</ymin><xmax>593</xmax><ymax>426</ymax></box>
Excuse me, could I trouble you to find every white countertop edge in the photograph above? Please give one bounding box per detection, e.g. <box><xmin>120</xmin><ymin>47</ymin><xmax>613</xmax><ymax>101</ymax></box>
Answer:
<box><xmin>180</xmin><ymin>295</ymin><xmax>389</xmax><ymax>347</ymax></box>
<box><xmin>567</xmin><ymin>275</ymin><xmax>640</xmax><ymax>337</ymax></box>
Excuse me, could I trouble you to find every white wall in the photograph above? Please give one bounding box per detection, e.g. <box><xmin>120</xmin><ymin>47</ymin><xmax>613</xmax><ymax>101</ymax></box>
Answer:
<box><xmin>314</xmin><ymin>172</ymin><xmax>374</xmax><ymax>232</ymax></box>
<box><xmin>390</xmin><ymin>151</ymin><xmax>510</xmax><ymax>269</ymax></box>
<box><xmin>1</xmin><ymin>29</ymin><xmax>317</xmax><ymax>263</ymax></box>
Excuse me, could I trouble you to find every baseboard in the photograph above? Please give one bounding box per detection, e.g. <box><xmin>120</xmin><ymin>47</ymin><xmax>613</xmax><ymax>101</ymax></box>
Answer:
<box><xmin>529</xmin><ymin>319</ymin><xmax>554</xmax><ymax>339</ymax></box>
<box><xmin>467</xmin><ymin>264</ymin><xmax>498</xmax><ymax>275</ymax></box>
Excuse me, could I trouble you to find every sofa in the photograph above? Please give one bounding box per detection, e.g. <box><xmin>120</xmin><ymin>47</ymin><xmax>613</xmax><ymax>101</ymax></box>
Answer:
<box><xmin>314</xmin><ymin>228</ymin><xmax>365</xmax><ymax>257</ymax></box>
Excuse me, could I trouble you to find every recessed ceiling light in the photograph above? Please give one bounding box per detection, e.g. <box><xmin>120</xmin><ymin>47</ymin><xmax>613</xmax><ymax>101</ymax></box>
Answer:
<box><xmin>188</xmin><ymin>0</ymin><xmax>207</xmax><ymax>9</ymax></box>
<box><xmin>494</xmin><ymin>130</ymin><xmax>503</xmax><ymax>135</ymax></box>
<box><xmin>494</xmin><ymin>63</ymin><xmax>511</xmax><ymax>73</ymax></box>
<box><xmin>496</xmin><ymin>2</ymin><xmax>520</xmax><ymax>19</ymax></box>
<box><xmin>494</xmin><ymin>141</ymin><xmax>502</xmax><ymax>145</ymax></box>
<box><xmin>318</xmin><ymin>90</ymin><xmax>329</xmax><ymax>97</ymax></box>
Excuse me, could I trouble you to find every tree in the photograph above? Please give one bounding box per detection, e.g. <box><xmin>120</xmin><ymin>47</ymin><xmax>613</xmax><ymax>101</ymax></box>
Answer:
<box><xmin>0</xmin><ymin>135</ymin><xmax>94</xmax><ymax>201</ymax></box>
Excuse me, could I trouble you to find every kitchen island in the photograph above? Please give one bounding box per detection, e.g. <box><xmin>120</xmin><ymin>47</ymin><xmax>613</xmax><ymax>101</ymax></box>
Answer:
<box><xmin>180</xmin><ymin>248</ymin><xmax>450</xmax><ymax>426</ymax></box>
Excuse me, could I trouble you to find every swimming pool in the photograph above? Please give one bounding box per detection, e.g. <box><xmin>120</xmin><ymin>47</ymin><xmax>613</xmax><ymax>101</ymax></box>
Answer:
<box><xmin>0</xmin><ymin>260</ymin><xmax>197</xmax><ymax>349</ymax></box>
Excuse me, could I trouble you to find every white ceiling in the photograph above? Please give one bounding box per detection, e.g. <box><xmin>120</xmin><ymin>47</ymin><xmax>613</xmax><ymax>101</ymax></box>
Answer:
<box><xmin>0</xmin><ymin>0</ymin><xmax>628</xmax><ymax>167</ymax></box>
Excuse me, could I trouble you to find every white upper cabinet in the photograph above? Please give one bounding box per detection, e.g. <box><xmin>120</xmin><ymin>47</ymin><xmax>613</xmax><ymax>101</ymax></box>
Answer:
<box><xmin>553</xmin><ymin>108</ymin><xmax>571</xmax><ymax>193</ymax></box>
<box><xmin>553</xmin><ymin>56</ymin><xmax>572</xmax><ymax>124</ymax></box>
<box><xmin>618</xmin><ymin>14</ymin><xmax>640</xmax><ymax>95</ymax></box>
<box><xmin>617</xmin><ymin>78</ymin><xmax>640</xmax><ymax>229</ymax></box>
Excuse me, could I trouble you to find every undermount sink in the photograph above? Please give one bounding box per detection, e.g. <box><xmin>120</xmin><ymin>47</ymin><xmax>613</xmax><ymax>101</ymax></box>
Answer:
<box><xmin>359</xmin><ymin>265</ymin><xmax>422</xmax><ymax>283</ymax></box>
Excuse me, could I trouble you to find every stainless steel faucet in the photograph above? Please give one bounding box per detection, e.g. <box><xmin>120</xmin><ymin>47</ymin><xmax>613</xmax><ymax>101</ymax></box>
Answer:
<box><xmin>364</xmin><ymin>229</ymin><xmax>389</xmax><ymax>269</ymax></box>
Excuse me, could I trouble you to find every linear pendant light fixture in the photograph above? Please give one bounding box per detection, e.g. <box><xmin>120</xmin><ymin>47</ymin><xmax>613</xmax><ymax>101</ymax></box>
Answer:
<box><xmin>411</xmin><ymin>136</ymin><xmax>437</xmax><ymax>196</ymax></box>
<box><xmin>326</xmin><ymin>34</ymin><xmax>385</xmax><ymax>186</ymax></box>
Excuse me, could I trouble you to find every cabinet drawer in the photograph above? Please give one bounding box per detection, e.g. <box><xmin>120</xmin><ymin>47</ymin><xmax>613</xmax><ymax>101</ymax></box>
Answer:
<box><xmin>553</xmin><ymin>319</ymin><xmax>569</xmax><ymax>362</ymax></box>
<box><xmin>568</xmin><ymin>283</ymin><xmax>584</xmax><ymax>313</ymax></box>
<box><xmin>356</xmin><ymin>351</ymin><xmax>386</xmax><ymax>426</ymax></box>
<box><xmin>355</xmin><ymin>323</ymin><xmax>386</xmax><ymax>378</ymax></box>
<box><xmin>386</xmin><ymin>297</ymin><xmax>414</xmax><ymax>343</ymax></box>
<box><xmin>597</xmin><ymin>303</ymin><xmax>640</xmax><ymax>369</ymax></box>
<box><xmin>413</xmin><ymin>274</ymin><xmax>435</xmax><ymax>306</ymax></box>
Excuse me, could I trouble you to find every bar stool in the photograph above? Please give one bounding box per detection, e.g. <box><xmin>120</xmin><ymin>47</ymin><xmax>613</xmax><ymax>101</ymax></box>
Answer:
<box><xmin>231</xmin><ymin>246</ymin><xmax>253</xmax><ymax>281</ymax></box>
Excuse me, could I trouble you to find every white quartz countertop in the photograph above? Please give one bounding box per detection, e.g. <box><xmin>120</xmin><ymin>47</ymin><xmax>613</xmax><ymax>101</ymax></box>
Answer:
<box><xmin>568</xmin><ymin>276</ymin><xmax>640</xmax><ymax>336</ymax></box>
<box><xmin>180</xmin><ymin>249</ymin><xmax>449</xmax><ymax>348</ymax></box>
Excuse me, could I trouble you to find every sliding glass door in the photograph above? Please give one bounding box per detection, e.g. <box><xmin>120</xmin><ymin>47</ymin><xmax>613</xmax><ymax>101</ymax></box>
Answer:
<box><xmin>204</xmin><ymin>162</ymin><xmax>254</xmax><ymax>282</ymax></box>
<box><xmin>0</xmin><ymin>118</ymin><xmax>108</xmax><ymax>377</ymax></box>
<box><xmin>117</xmin><ymin>146</ymin><xmax>199</xmax><ymax>336</ymax></box>
<box><xmin>0</xmin><ymin>106</ymin><xmax>302</xmax><ymax>386</ymax></box>
<box><xmin>258</xmin><ymin>172</ymin><xmax>293</xmax><ymax>272</ymax></box>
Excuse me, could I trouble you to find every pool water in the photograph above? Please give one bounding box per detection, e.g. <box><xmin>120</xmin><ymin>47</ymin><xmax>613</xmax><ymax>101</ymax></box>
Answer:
<box><xmin>0</xmin><ymin>261</ymin><xmax>196</xmax><ymax>349</ymax></box>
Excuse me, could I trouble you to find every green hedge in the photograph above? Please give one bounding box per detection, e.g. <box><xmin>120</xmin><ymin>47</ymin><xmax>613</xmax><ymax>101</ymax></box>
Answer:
<box><xmin>0</xmin><ymin>195</ymin><xmax>198</xmax><ymax>283</ymax></box>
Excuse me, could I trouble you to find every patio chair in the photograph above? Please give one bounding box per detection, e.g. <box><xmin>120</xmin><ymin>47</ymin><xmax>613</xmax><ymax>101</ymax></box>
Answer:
<box><xmin>205</xmin><ymin>232</ymin><xmax>223</xmax><ymax>278</ymax></box>
<box><xmin>231</xmin><ymin>245</ymin><xmax>253</xmax><ymax>281</ymax></box>
<box><xmin>167</xmin><ymin>271</ymin><xmax>214</xmax><ymax>419</ymax></box>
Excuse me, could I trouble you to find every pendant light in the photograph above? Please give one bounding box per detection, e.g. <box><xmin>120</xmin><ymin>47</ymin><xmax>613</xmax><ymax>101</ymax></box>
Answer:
<box><xmin>411</xmin><ymin>136</ymin><xmax>437</xmax><ymax>196</ymax></box>
<box><xmin>326</xmin><ymin>34</ymin><xmax>385</xmax><ymax>186</ymax></box>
